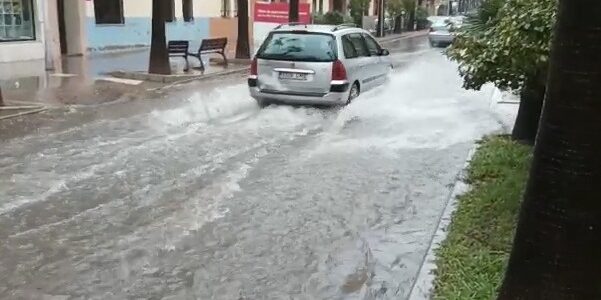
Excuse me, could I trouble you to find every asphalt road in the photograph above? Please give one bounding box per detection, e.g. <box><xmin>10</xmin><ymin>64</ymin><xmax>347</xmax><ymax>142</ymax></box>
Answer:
<box><xmin>0</xmin><ymin>36</ymin><xmax>506</xmax><ymax>300</ymax></box>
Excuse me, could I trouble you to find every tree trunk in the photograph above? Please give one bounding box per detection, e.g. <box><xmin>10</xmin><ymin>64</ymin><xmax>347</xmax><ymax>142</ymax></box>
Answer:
<box><xmin>406</xmin><ymin>8</ymin><xmax>415</xmax><ymax>31</ymax></box>
<box><xmin>333</xmin><ymin>0</ymin><xmax>344</xmax><ymax>12</ymax></box>
<box><xmin>511</xmin><ymin>77</ymin><xmax>545</xmax><ymax>145</ymax></box>
<box><xmin>236</xmin><ymin>0</ymin><xmax>250</xmax><ymax>59</ymax></box>
<box><xmin>0</xmin><ymin>87</ymin><xmax>4</xmax><ymax>107</ymax></box>
<box><xmin>498</xmin><ymin>0</ymin><xmax>601</xmax><ymax>299</ymax></box>
<box><xmin>149</xmin><ymin>0</ymin><xmax>170</xmax><ymax>75</ymax></box>
<box><xmin>289</xmin><ymin>0</ymin><xmax>299</xmax><ymax>22</ymax></box>
<box><xmin>394</xmin><ymin>16</ymin><xmax>402</xmax><ymax>33</ymax></box>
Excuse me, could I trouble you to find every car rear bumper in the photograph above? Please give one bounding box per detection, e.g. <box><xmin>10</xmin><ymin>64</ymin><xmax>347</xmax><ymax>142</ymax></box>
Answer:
<box><xmin>248</xmin><ymin>78</ymin><xmax>349</xmax><ymax>105</ymax></box>
<box><xmin>428</xmin><ymin>34</ymin><xmax>455</xmax><ymax>44</ymax></box>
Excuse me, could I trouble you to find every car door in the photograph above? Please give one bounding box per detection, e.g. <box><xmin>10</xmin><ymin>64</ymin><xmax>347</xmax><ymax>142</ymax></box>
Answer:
<box><xmin>362</xmin><ymin>33</ymin><xmax>390</xmax><ymax>86</ymax></box>
<box><xmin>345</xmin><ymin>33</ymin><xmax>376</xmax><ymax>91</ymax></box>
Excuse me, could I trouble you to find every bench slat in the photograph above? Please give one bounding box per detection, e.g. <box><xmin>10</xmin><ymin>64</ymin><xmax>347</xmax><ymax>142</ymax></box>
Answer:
<box><xmin>199</xmin><ymin>38</ymin><xmax>227</xmax><ymax>53</ymax></box>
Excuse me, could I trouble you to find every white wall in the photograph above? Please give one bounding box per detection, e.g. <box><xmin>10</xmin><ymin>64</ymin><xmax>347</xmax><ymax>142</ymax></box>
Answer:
<box><xmin>253</xmin><ymin>22</ymin><xmax>278</xmax><ymax>55</ymax></box>
<box><xmin>85</xmin><ymin>0</ymin><xmax>225</xmax><ymax>18</ymax></box>
<box><xmin>195</xmin><ymin>0</ymin><xmax>224</xmax><ymax>17</ymax></box>
<box><xmin>0</xmin><ymin>42</ymin><xmax>45</xmax><ymax>63</ymax></box>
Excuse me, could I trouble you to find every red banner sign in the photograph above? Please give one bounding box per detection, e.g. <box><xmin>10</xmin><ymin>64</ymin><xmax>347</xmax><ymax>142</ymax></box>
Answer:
<box><xmin>254</xmin><ymin>2</ymin><xmax>311</xmax><ymax>24</ymax></box>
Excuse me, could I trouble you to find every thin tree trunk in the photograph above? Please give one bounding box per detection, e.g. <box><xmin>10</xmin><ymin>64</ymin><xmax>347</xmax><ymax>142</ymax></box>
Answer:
<box><xmin>394</xmin><ymin>16</ymin><xmax>402</xmax><ymax>33</ymax></box>
<box><xmin>0</xmin><ymin>87</ymin><xmax>4</xmax><ymax>107</ymax></box>
<box><xmin>289</xmin><ymin>0</ymin><xmax>300</xmax><ymax>22</ymax></box>
<box><xmin>406</xmin><ymin>6</ymin><xmax>415</xmax><ymax>31</ymax></box>
<box><xmin>149</xmin><ymin>0</ymin><xmax>170</xmax><ymax>75</ymax></box>
<box><xmin>236</xmin><ymin>0</ymin><xmax>250</xmax><ymax>59</ymax></box>
<box><xmin>511</xmin><ymin>77</ymin><xmax>545</xmax><ymax>145</ymax></box>
<box><xmin>498</xmin><ymin>0</ymin><xmax>601</xmax><ymax>299</ymax></box>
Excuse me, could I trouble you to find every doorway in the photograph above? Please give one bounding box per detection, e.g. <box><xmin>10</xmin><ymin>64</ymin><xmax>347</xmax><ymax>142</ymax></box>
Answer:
<box><xmin>55</xmin><ymin>0</ymin><xmax>86</xmax><ymax>56</ymax></box>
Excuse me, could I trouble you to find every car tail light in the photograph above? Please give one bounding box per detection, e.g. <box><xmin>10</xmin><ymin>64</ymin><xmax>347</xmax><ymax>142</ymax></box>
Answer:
<box><xmin>331</xmin><ymin>60</ymin><xmax>347</xmax><ymax>81</ymax></box>
<box><xmin>250</xmin><ymin>58</ymin><xmax>258</xmax><ymax>77</ymax></box>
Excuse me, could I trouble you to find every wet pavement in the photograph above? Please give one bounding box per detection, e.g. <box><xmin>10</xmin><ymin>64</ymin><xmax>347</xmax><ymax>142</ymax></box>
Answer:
<box><xmin>0</xmin><ymin>36</ymin><xmax>506</xmax><ymax>299</ymax></box>
<box><xmin>0</xmin><ymin>47</ymin><xmax>243</xmax><ymax>107</ymax></box>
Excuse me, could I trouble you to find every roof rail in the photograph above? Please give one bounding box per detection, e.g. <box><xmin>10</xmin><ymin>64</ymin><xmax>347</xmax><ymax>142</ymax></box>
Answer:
<box><xmin>332</xmin><ymin>23</ymin><xmax>357</xmax><ymax>31</ymax></box>
<box><xmin>274</xmin><ymin>22</ymin><xmax>306</xmax><ymax>30</ymax></box>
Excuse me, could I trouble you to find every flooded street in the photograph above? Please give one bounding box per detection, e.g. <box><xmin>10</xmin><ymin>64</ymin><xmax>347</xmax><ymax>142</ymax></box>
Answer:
<box><xmin>0</xmin><ymin>37</ymin><xmax>505</xmax><ymax>299</ymax></box>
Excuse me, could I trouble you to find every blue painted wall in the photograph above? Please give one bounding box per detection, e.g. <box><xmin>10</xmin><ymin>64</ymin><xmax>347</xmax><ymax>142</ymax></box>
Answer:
<box><xmin>86</xmin><ymin>17</ymin><xmax>210</xmax><ymax>51</ymax></box>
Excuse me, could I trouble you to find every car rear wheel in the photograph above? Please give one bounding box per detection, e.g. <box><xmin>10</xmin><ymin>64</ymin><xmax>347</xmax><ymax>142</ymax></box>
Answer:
<box><xmin>256</xmin><ymin>99</ymin><xmax>271</xmax><ymax>108</ymax></box>
<box><xmin>346</xmin><ymin>82</ymin><xmax>360</xmax><ymax>105</ymax></box>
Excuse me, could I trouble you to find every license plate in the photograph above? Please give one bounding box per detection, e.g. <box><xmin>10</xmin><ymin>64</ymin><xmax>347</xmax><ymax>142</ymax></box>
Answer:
<box><xmin>278</xmin><ymin>72</ymin><xmax>307</xmax><ymax>81</ymax></box>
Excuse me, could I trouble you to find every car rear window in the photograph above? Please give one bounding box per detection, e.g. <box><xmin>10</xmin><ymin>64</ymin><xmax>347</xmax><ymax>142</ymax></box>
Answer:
<box><xmin>257</xmin><ymin>31</ymin><xmax>337</xmax><ymax>62</ymax></box>
<box><xmin>431</xmin><ymin>25</ymin><xmax>449</xmax><ymax>32</ymax></box>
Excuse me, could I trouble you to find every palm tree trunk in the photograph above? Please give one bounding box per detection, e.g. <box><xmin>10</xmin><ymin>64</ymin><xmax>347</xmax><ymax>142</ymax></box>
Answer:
<box><xmin>236</xmin><ymin>0</ymin><xmax>250</xmax><ymax>59</ymax></box>
<box><xmin>149</xmin><ymin>0</ymin><xmax>170</xmax><ymax>75</ymax></box>
<box><xmin>289</xmin><ymin>0</ymin><xmax>300</xmax><ymax>22</ymax></box>
<box><xmin>498</xmin><ymin>0</ymin><xmax>601</xmax><ymax>299</ymax></box>
<box><xmin>511</xmin><ymin>76</ymin><xmax>545</xmax><ymax>145</ymax></box>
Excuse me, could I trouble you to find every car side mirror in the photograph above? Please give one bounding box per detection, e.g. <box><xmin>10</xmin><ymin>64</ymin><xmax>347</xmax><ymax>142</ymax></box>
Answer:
<box><xmin>379</xmin><ymin>49</ymin><xmax>390</xmax><ymax>56</ymax></box>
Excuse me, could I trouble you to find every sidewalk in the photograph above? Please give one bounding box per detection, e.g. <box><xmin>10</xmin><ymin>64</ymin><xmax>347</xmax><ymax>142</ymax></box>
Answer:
<box><xmin>0</xmin><ymin>49</ymin><xmax>248</xmax><ymax>109</ymax></box>
<box><xmin>376</xmin><ymin>29</ymin><xmax>429</xmax><ymax>43</ymax></box>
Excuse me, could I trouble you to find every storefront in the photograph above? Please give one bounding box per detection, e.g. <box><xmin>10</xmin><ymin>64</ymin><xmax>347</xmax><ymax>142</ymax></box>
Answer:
<box><xmin>0</xmin><ymin>0</ymin><xmax>45</xmax><ymax>63</ymax></box>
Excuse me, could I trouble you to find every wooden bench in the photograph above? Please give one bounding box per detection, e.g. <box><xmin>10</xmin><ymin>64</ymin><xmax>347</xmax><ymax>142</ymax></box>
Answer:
<box><xmin>168</xmin><ymin>40</ymin><xmax>191</xmax><ymax>71</ymax></box>
<box><xmin>168</xmin><ymin>38</ymin><xmax>228</xmax><ymax>71</ymax></box>
<box><xmin>189</xmin><ymin>37</ymin><xmax>228</xmax><ymax>70</ymax></box>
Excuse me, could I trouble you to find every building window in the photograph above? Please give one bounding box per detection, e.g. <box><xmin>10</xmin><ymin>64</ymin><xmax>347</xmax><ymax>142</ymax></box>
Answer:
<box><xmin>0</xmin><ymin>0</ymin><xmax>35</xmax><ymax>41</ymax></box>
<box><xmin>221</xmin><ymin>0</ymin><xmax>231</xmax><ymax>17</ymax></box>
<box><xmin>166</xmin><ymin>0</ymin><xmax>175</xmax><ymax>22</ymax></box>
<box><xmin>183</xmin><ymin>0</ymin><xmax>193</xmax><ymax>22</ymax></box>
<box><xmin>93</xmin><ymin>0</ymin><xmax>124</xmax><ymax>24</ymax></box>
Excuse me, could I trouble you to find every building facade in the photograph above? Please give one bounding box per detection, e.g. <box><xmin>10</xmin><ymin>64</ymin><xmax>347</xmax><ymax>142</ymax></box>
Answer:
<box><xmin>0</xmin><ymin>0</ymin><xmax>45</xmax><ymax>62</ymax></box>
<box><xmin>0</xmin><ymin>0</ymin><xmax>379</xmax><ymax>71</ymax></box>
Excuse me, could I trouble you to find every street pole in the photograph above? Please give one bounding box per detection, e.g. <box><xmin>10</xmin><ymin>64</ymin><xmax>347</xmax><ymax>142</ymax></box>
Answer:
<box><xmin>377</xmin><ymin>0</ymin><xmax>385</xmax><ymax>37</ymax></box>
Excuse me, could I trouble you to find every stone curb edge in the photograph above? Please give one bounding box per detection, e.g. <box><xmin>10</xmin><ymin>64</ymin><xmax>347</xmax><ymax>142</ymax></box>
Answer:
<box><xmin>158</xmin><ymin>66</ymin><xmax>250</xmax><ymax>91</ymax></box>
<box><xmin>407</xmin><ymin>145</ymin><xmax>478</xmax><ymax>300</ymax></box>
<box><xmin>0</xmin><ymin>107</ymin><xmax>48</xmax><ymax>121</ymax></box>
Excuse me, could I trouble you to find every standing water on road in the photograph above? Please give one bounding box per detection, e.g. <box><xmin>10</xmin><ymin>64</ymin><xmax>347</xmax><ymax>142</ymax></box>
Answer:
<box><xmin>0</xmin><ymin>50</ymin><xmax>504</xmax><ymax>299</ymax></box>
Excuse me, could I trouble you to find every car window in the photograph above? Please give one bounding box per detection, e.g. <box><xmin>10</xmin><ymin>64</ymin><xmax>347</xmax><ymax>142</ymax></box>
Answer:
<box><xmin>257</xmin><ymin>31</ymin><xmax>337</xmax><ymax>62</ymax></box>
<box><xmin>431</xmin><ymin>25</ymin><xmax>450</xmax><ymax>32</ymax></box>
<box><xmin>347</xmin><ymin>33</ymin><xmax>369</xmax><ymax>57</ymax></box>
<box><xmin>342</xmin><ymin>35</ymin><xmax>358</xmax><ymax>59</ymax></box>
<box><xmin>362</xmin><ymin>34</ymin><xmax>381</xmax><ymax>56</ymax></box>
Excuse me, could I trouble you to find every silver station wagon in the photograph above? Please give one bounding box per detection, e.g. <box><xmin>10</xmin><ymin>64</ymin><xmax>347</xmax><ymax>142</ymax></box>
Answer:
<box><xmin>248</xmin><ymin>24</ymin><xmax>392</xmax><ymax>106</ymax></box>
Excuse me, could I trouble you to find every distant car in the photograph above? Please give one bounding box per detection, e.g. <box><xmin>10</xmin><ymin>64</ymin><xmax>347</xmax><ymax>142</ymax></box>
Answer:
<box><xmin>248</xmin><ymin>24</ymin><xmax>392</xmax><ymax>107</ymax></box>
<box><xmin>428</xmin><ymin>22</ymin><xmax>454</xmax><ymax>47</ymax></box>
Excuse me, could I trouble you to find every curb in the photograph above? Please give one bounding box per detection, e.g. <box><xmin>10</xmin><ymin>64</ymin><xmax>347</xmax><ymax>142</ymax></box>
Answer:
<box><xmin>0</xmin><ymin>107</ymin><xmax>47</xmax><ymax>121</ymax></box>
<box><xmin>157</xmin><ymin>66</ymin><xmax>250</xmax><ymax>91</ymax></box>
<box><xmin>378</xmin><ymin>31</ymin><xmax>429</xmax><ymax>44</ymax></box>
<box><xmin>407</xmin><ymin>145</ymin><xmax>478</xmax><ymax>300</ymax></box>
<box><xmin>111</xmin><ymin>66</ymin><xmax>249</xmax><ymax>85</ymax></box>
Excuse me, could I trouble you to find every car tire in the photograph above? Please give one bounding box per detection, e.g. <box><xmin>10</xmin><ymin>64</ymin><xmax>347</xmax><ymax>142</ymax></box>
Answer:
<box><xmin>346</xmin><ymin>82</ymin><xmax>360</xmax><ymax>105</ymax></box>
<box><xmin>256</xmin><ymin>99</ymin><xmax>270</xmax><ymax>108</ymax></box>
